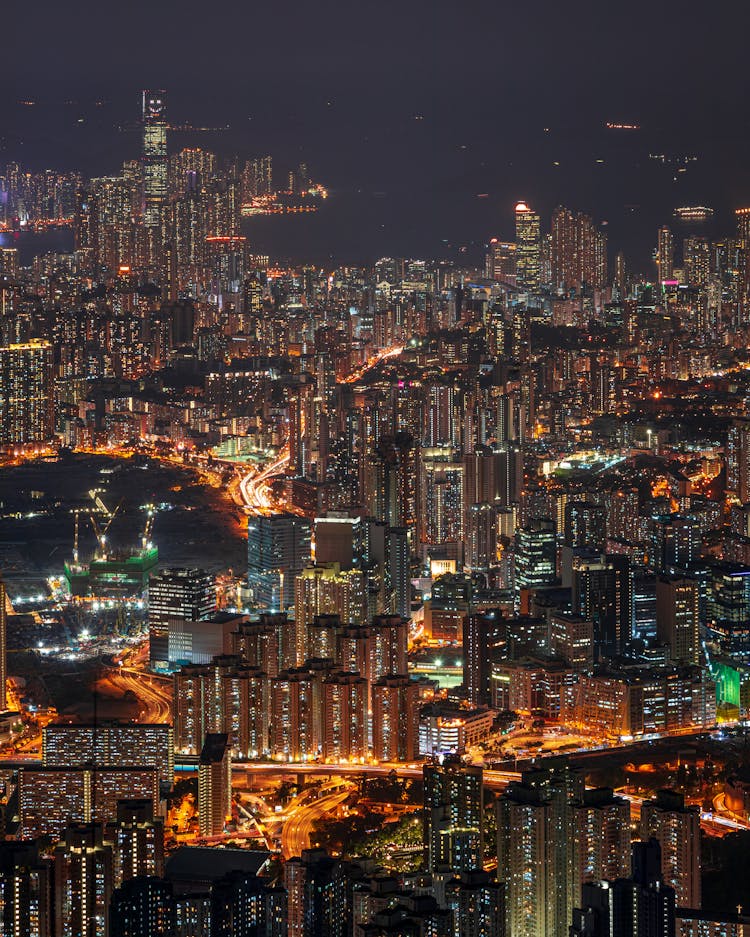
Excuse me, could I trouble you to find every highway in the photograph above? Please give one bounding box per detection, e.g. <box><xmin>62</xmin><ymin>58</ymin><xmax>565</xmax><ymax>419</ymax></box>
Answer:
<box><xmin>341</xmin><ymin>345</ymin><xmax>404</xmax><ymax>384</ymax></box>
<box><xmin>239</xmin><ymin>448</ymin><xmax>291</xmax><ymax>516</ymax></box>
<box><xmin>100</xmin><ymin>665</ymin><xmax>173</xmax><ymax>723</ymax></box>
<box><xmin>281</xmin><ymin>788</ymin><xmax>352</xmax><ymax>859</ymax></box>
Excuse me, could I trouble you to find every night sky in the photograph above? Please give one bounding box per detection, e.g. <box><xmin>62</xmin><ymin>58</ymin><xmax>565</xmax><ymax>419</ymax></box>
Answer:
<box><xmin>3</xmin><ymin>0</ymin><xmax>750</xmax><ymax>267</ymax></box>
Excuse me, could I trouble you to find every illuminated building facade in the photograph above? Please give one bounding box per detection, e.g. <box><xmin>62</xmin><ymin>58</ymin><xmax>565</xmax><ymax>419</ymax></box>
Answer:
<box><xmin>142</xmin><ymin>90</ymin><xmax>167</xmax><ymax>226</ymax></box>
<box><xmin>515</xmin><ymin>201</ymin><xmax>541</xmax><ymax>291</ymax></box>
<box><xmin>0</xmin><ymin>339</ymin><xmax>53</xmax><ymax>448</ymax></box>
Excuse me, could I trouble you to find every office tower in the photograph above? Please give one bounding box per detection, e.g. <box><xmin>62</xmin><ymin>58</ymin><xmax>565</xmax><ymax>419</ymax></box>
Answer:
<box><xmin>656</xmin><ymin>576</ymin><xmax>700</xmax><ymax>665</ymax></box>
<box><xmin>573</xmin><ymin>787</ymin><xmax>631</xmax><ymax>886</ymax></box>
<box><xmin>142</xmin><ymin>90</ymin><xmax>167</xmax><ymax>226</ymax></box>
<box><xmin>107</xmin><ymin>800</ymin><xmax>164</xmax><ymax>887</ymax></box>
<box><xmin>463</xmin><ymin>610</ymin><xmax>504</xmax><ymax>705</ymax></box>
<box><xmin>445</xmin><ymin>870</ymin><xmax>506</xmax><ymax>937</ymax></box>
<box><xmin>210</xmin><ymin>871</ymin><xmax>287</xmax><ymax>937</ymax></box>
<box><xmin>198</xmin><ymin>733</ymin><xmax>231</xmax><ymax>837</ymax></box>
<box><xmin>486</xmin><ymin>238</ymin><xmax>517</xmax><ymax>281</ymax></box>
<box><xmin>322</xmin><ymin>672</ymin><xmax>368</xmax><ymax>761</ymax></box>
<box><xmin>570</xmin><ymin>840</ymin><xmax>676</xmax><ymax>937</ymax></box>
<box><xmin>496</xmin><ymin>759</ymin><xmax>584</xmax><ymax>937</ymax></box>
<box><xmin>656</xmin><ymin>226</ymin><xmax>675</xmax><ymax>283</ymax></box>
<box><xmin>514</xmin><ymin>518</ymin><xmax>556</xmax><ymax>602</ymax></box>
<box><xmin>148</xmin><ymin>567</ymin><xmax>215</xmax><ymax>668</ymax></box>
<box><xmin>736</xmin><ymin>207</ymin><xmax>750</xmax><ymax>241</ymax></box>
<box><xmin>727</xmin><ymin>420</ymin><xmax>750</xmax><ymax>504</ymax></box>
<box><xmin>0</xmin><ymin>842</ymin><xmax>52</xmax><ymax>937</ymax></box>
<box><xmin>43</xmin><ymin>723</ymin><xmax>174</xmax><ymax>785</ymax></box>
<box><xmin>423</xmin><ymin>757</ymin><xmax>483</xmax><ymax>873</ymax></box>
<box><xmin>247</xmin><ymin>514</ymin><xmax>312</xmax><ymax>611</ymax></box>
<box><xmin>110</xmin><ymin>876</ymin><xmax>175</xmax><ymax>937</ymax></box>
<box><xmin>284</xmin><ymin>849</ymin><xmax>347</xmax><ymax>937</ymax></box>
<box><xmin>19</xmin><ymin>767</ymin><xmax>159</xmax><ymax>841</ymax></box>
<box><xmin>371</xmin><ymin>674</ymin><xmax>420</xmax><ymax>762</ymax></box>
<box><xmin>564</xmin><ymin>501</ymin><xmax>607</xmax><ymax>551</ymax></box>
<box><xmin>572</xmin><ymin>554</ymin><xmax>631</xmax><ymax>659</ymax></box>
<box><xmin>515</xmin><ymin>201</ymin><xmax>541</xmax><ymax>291</ymax></box>
<box><xmin>640</xmin><ymin>790</ymin><xmax>701</xmax><ymax>909</ymax></box>
<box><xmin>54</xmin><ymin>823</ymin><xmax>114</xmax><ymax>937</ymax></box>
<box><xmin>0</xmin><ymin>339</ymin><xmax>53</xmax><ymax>448</ymax></box>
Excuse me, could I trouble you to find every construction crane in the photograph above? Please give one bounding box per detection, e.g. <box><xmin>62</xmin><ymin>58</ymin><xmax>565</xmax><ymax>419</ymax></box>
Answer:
<box><xmin>86</xmin><ymin>490</ymin><xmax>123</xmax><ymax>560</ymax></box>
<box><xmin>141</xmin><ymin>504</ymin><xmax>158</xmax><ymax>550</ymax></box>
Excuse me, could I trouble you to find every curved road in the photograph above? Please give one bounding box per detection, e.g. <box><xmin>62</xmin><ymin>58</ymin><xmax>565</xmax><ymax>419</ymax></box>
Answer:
<box><xmin>281</xmin><ymin>789</ymin><xmax>351</xmax><ymax>859</ymax></box>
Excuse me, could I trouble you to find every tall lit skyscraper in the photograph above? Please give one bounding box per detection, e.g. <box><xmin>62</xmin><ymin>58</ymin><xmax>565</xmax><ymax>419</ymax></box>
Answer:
<box><xmin>0</xmin><ymin>339</ymin><xmax>53</xmax><ymax>449</ymax></box>
<box><xmin>142</xmin><ymin>90</ymin><xmax>168</xmax><ymax>227</ymax></box>
<box><xmin>656</xmin><ymin>226</ymin><xmax>674</xmax><ymax>283</ymax></box>
<box><xmin>198</xmin><ymin>733</ymin><xmax>231</xmax><ymax>837</ymax></box>
<box><xmin>423</xmin><ymin>756</ymin><xmax>483</xmax><ymax>873</ymax></box>
<box><xmin>515</xmin><ymin>201</ymin><xmax>541</xmax><ymax>292</ymax></box>
<box><xmin>54</xmin><ymin>823</ymin><xmax>114</xmax><ymax>937</ymax></box>
<box><xmin>640</xmin><ymin>789</ymin><xmax>701</xmax><ymax>909</ymax></box>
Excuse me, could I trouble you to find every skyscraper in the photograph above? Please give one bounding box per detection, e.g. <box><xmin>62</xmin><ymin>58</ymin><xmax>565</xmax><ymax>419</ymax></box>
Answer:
<box><xmin>570</xmin><ymin>840</ymin><xmax>676</xmax><ymax>937</ymax></box>
<box><xmin>655</xmin><ymin>576</ymin><xmax>700</xmax><ymax>665</ymax></box>
<box><xmin>247</xmin><ymin>514</ymin><xmax>312</xmax><ymax>611</ymax></box>
<box><xmin>656</xmin><ymin>226</ymin><xmax>675</xmax><ymax>283</ymax></box>
<box><xmin>109</xmin><ymin>876</ymin><xmax>175</xmax><ymax>937</ymax></box>
<box><xmin>54</xmin><ymin>823</ymin><xmax>114</xmax><ymax>937</ymax></box>
<box><xmin>515</xmin><ymin>201</ymin><xmax>541</xmax><ymax>292</ymax></box>
<box><xmin>142</xmin><ymin>90</ymin><xmax>167</xmax><ymax>227</ymax></box>
<box><xmin>198</xmin><ymin>733</ymin><xmax>231</xmax><ymax>837</ymax></box>
<box><xmin>496</xmin><ymin>759</ymin><xmax>585</xmax><ymax>937</ymax></box>
<box><xmin>371</xmin><ymin>674</ymin><xmax>420</xmax><ymax>762</ymax></box>
<box><xmin>640</xmin><ymin>790</ymin><xmax>701</xmax><ymax>909</ymax></box>
<box><xmin>0</xmin><ymin>842</ymin><xmax>52</xmax><ymax>937</ymax></box>
<box><xmin>423</xmin><ymin>757</ymin><xmax>483</xmax><ymax>873</ymax></box>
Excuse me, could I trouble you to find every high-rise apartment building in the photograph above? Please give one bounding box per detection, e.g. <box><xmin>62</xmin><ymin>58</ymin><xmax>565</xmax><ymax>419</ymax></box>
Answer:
<box><xmin>142</xmin><ymin>90</ymin><xmax>167</xmax><ymax>226</ymax></box>
<box><xmin>371</xmin><ymin>674</ymin><xmax>420</xmax><ymax>762</ymax></box>
<box><xmin>198</xmin><ymin>733</ymin><xmax>231</xmax><ymax>837</ymax></box>
<box><xmin>423</xmin><ymin>757</ymin><xmax>483</xmax><ymax>873</ymax></box>
<box><xmin>0</xmin><ymin>842</ymin><xmax>52</xmax><ymax>937</ymax></box>
<box><xmin>570</xmin><ymin>840</ymin><xmax>676</xmax><ymax>937</ymax></box>
<box><xmin>109</xmin><ymin>876</ymin><xmax>175</xmax><ymax>937</ymax></box>
<box><xmin>321</xmin><ymin>672</ymin><xmax>368</xmax><ymax>761</ymax></box>
<box><xmin>0</xmin><ymin>339</ymin><xmax>53</xmax><ymax>448</ymax></box>
<box><xmin>497</xmin><ymin>760</ymin><xmax>585</xmax><ymax>937</ymax></box>
<box><xmin>106</xmin><ymin>799</ymin><xmax>164</xmax><ymax>889</ymax></box>
<box><xmin>54</xmin><ymin>823</ymin><xmax>114</xmax><ymax>937</ymax></box>
<box><xmin>640</xmin><ymin>790</ymin><xmax>701</xmax><ymax>909</ymax></box>
<box><xmin>42</xmin><ymin>723</ymin><xmax>174</xmax><ymax>785</ymax></box>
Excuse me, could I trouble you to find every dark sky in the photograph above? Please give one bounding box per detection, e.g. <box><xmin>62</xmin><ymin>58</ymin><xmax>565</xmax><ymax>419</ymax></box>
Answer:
<box><xmin>3</xmin><ymin>0</ymin><xmax>750</xmax><ymax>267</ymax></box>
